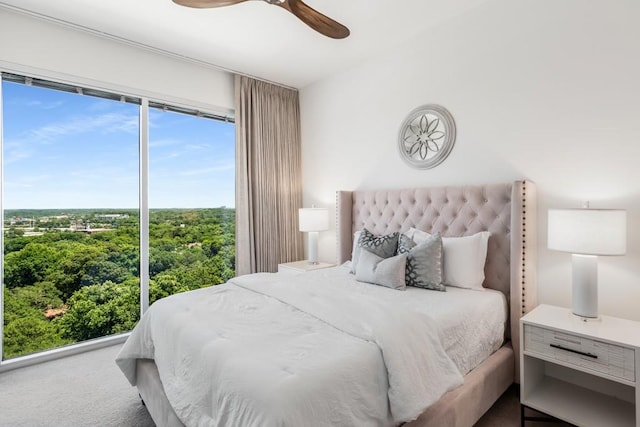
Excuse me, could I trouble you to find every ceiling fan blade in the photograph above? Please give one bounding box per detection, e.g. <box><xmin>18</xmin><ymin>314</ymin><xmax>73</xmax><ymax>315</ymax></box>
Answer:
<box><xmin>172</xmin><ymin>0</ymin><xmax>248</xmax><ymax>9</ymax></box>
<box><xmin>276</xmin><ymin>0</ymin><xmax>350</xmax><ymax>39</ymax></box>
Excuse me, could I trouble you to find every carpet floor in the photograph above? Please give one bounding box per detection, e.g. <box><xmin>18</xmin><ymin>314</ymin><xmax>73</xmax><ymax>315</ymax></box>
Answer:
<box><xmin>0</xmin><ymin>344</ymin><xmax>571</xmax><ymax>427</ymax></box>
<box><xmin>0</xmin><ymin>344</ymin><xmax>154</xmax><ymax>427</ymax></box>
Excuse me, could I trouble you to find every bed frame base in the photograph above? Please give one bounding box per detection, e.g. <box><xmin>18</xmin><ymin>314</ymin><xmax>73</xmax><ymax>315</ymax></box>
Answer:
<box><xmin>406</xmin><ymin>343</ymin><xmax>514</xmax><ymax>427</ymax></box>
<box><xmin>136</xmin><ymin>359</ymin><xmax>183</xmax><ymax>427</ymax></box>
<box><xmin>135</xmin><ymin>342</ymin><xmax>514</xmax><ymax>427</ymax></box>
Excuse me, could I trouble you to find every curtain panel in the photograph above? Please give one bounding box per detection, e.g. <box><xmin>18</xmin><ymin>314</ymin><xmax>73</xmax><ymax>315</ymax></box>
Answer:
<box><xmin>235</xmin><ymin>75</ymin><xmax>304</xmax><ymax>274</ymax></box>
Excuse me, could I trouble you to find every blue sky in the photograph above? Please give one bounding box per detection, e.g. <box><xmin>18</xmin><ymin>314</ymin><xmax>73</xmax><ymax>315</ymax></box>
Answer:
<box><xmin>2</xmin><ymin>81</ymin><xmax>235</xmax><ymax>209</ymax></box>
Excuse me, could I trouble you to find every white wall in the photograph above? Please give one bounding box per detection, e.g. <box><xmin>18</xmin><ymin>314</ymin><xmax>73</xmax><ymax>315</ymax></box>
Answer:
<box><xmin>0</xmin><ymin>8</ymin><xmax>234</xmax><ymax>114</ymax></box>
<box><xmin>300</xmin><ymin>0</ymin><xmax>640</xmax><ymax>320</ymax></box>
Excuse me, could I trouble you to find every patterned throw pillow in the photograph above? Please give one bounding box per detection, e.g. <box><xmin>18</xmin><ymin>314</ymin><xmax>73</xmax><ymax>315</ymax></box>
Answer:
<box><xmin>397</xmin><ymin>233</ymin><xmax>445</xmax><ymax>291</ymax></box>
<box><xmin>350</xmin><ymin>228</ymin><xmax>399</xmax><ymax>273</ymax></box>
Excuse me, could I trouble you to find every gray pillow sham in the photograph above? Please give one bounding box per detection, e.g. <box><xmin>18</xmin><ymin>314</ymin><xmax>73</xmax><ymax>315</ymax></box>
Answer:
<box><xmin>355</xmin><ymin>249</ymin><xmax>407</xmax><ymax>290</ymax></box>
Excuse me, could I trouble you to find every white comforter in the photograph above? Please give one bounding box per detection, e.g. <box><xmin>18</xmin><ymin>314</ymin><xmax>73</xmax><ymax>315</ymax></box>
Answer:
<box><xmin>116</xmin><ymin>267</ymin><xmax>465</xmax><ymax>427</ymax></box>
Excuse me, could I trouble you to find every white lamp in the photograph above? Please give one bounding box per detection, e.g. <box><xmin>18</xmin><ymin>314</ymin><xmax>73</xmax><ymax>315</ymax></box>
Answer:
<box><xmin>548</xmin><ymin>208</ymin><xmax>627</xmax><ymax>319</ymax></box>
<box><xmin>299</xmin><ymin>207</ymin><xmax>328</xmax><ymax>264</ymax></box>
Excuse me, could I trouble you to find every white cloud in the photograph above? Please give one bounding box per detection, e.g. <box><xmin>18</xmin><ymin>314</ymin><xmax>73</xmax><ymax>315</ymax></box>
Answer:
<box><xmin>177</xmin><ymin>164</ymin><xmax>234</xmax><ymax>177</ymax></box>
<box><xmin>7</xmin><ymin>97</ymin><xmax>64</xmax><ymax>110</ymax></box>
<box><xmin>68</xmin><ymin>166</ymin><xmax>137</xmax><ymax>183</ymax></box>
<box><xmin>150</xmin><ymin>141</ymin><xmax>216</xmax><ymax>162</ymax></box>
<box><xmin>27</xmin><ymin>100</ymin><xmax>64</xmax><ymax>110</ymax></box>
<box><xmin>27</xmin><ymin>112</ymin><xmax>138</xmax><ymax>143</ymax></box>
<box><xmin>4</xmin><ymin>174</ymin><xmax>53</xmax><ymax>189</ymax></box>
<box><xmin>149</xmin><ymin>138</ymin><xmax>181</xmax><ymax>148</ymax></box>
<box><xmin>150</xmin><ymin>161</ymin><xmax>234</xmax><ymax>179</ymax></box>
<box><xmin>3</xmin><ymin>141</ymin><xmax>34</xmax><ymax>164</ymax></box>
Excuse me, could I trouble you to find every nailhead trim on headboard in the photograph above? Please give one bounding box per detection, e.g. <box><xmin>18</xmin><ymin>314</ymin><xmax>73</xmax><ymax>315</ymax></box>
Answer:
<box><xmin>521</xmin><ymin>181</ymin><xmax>527</xmax><ymax>315</ymax></box>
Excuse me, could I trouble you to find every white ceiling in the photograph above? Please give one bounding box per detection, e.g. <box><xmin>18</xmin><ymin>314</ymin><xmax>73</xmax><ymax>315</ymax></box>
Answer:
<box><xmin>0</xmin><ymin>0</ymin><xmax>489</xmax><ymax>89</ymax></box>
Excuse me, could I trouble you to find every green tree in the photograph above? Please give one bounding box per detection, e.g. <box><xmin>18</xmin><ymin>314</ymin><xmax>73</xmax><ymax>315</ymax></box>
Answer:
<box><xmin>6</xmin><ymin>282</ymin><xmax>63</xmax><ymax>317</ymax></box>
<box><xmin>150</xmin><ymin>274</ymin><xmax>189</xmax><ymax>304</ymax></box>
<box><xmin>2</xmin><ymin>284</ymin><xmax>69</xmax><ymax>359</ymax></box>
<box><xmin>52</xmin><ymin>241</ymin><xmax>108</xmax><ymax>298</ymax></box>
<box><xmin>58</xmin><ymin>279</ymin><xmax>140</xmax><ymax>342</ymax></box>
<box><xmin>3</xmin><ymin>316</ymin><xmax>69</xmax><ymax>359</ymax></box>
<box><xmin>4</xmin><ymin>243</ymin><xmax>61</xmax><ymax>289</ymax></box>
<box><xmin>149</xmin><ymin>247</ymin><xmax>178</xmax><ymax>277</ymax></box>
<box><xmin>81</xmin><ymin>258</ymin><xmax>132</xmax><ymax>287</ymax></box>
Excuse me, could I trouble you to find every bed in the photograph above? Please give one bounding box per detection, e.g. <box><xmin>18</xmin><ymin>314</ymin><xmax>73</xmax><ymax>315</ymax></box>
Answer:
<box><xmin>116</xmin><ymin>180</ymin><xmax>537</xmax><ymax>427</ymax></box>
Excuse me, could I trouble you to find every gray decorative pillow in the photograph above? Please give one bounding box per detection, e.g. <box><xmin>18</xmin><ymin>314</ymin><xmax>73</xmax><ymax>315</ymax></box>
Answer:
<box><xmin>398</xmin><ymin>232</ymin><xmax>445</xmax><ymax>291</ymax></box>
<box><xmin>355</xmin><ymin>249</ymin><xmax>407</xmax><ymax>290</ymax></box>
<box><xmin>350</xmin><ymin>228</ymin><xmax>399</xmax><ymax>273</ymax></box>
<box><xmin>397</xmin><ymin>233</ymin><xmax>417</xmax><ymax>254</ymax></box>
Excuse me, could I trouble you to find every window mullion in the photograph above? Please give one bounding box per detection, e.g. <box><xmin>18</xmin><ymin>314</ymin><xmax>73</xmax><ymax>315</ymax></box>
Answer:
<box><xmin>140</xmin><ymin>99</ymin><xmax>150</xmax><ymax>314</ymax></box>
<box><xmin>0</xmin><ymin>80</ymin><xmax>4</xmax><ymax>362</ymax></box>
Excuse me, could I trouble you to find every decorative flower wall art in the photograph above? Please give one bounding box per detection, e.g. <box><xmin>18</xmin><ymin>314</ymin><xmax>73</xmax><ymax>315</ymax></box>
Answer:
<box><xmin>398</xmin><ymin>104</ymin><xmax>456</xmax><ymax>169</ymax></box>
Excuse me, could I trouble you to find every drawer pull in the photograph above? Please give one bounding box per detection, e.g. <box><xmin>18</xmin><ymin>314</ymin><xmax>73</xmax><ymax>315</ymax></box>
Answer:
<box><xmin>550</xmin><ymin>344</ymin><xmax>598</xmax><ymax>359</ymax></box>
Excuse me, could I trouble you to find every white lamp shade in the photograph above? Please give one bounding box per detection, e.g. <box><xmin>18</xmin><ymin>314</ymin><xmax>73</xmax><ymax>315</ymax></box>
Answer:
<box><xmin>299</xmin><ymin>208</ymin><xmax>328</xmax><ymax>232</ymax></box>
<box><xmin>548</xmin><ymin>209</ymin><xmax>626</xmax><ymax>256</ymax></box>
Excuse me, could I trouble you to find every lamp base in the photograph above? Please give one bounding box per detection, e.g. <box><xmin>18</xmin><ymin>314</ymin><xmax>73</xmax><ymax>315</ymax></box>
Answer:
<box><xmin>572</xmin><ymin>313</ymin><xmax>602</xmax><ymax>323</ymax></box>
<box><xmin>307</xmin><ymin>231</ymin><xmax>319</xmax><ymax>265</ymax></box>
<box><xmin>571</xmin><ymin>254</ymin><xmax>598</xmax><ymax>318</ymax></box>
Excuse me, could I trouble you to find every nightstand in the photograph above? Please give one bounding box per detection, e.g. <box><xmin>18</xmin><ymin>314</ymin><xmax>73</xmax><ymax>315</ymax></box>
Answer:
<box><xmin>277</xmin><ymin>260</ymin><xmax>334</xmax><ymax>275</ymax></box>
<box><xmin>520</xmin><ymin>304</ymin><xmax>640</xmax><ymax>427</ymax></box>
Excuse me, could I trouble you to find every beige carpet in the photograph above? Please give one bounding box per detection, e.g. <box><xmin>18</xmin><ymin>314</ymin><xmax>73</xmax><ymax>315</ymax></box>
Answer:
<box><xmin>0</xmin><ymin>344</ymin><xmax>571</xmax><ymax>426</ymax></box>
<box><xmin>0</xmin><ymin>344</ymin><xmax>154</xmax><ymax>427</ymax></box>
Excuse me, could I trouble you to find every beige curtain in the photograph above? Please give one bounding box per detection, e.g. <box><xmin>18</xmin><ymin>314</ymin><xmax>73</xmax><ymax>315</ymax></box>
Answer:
<box><xmin>235</xmin><ymin>75</ymin><xmax>304</xmax><ymax>275</ymax></box>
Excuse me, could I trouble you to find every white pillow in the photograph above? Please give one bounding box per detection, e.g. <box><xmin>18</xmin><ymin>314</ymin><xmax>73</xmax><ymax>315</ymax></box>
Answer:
<box><xmin>406</xmin><ymin>227</ymin><xmax>431</xmax><ymax>245</ymax></box>
<box><xmin>406</xmin><ymin>228</ymin><xmax>490</xmax><ymax>289</ymax></box>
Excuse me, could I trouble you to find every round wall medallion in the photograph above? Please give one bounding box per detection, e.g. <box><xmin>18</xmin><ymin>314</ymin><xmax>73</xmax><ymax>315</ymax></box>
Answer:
<box><xmin>398</xmin><ymin>104</ymin><xmax>456</xmax><ymax>169</ymax></box>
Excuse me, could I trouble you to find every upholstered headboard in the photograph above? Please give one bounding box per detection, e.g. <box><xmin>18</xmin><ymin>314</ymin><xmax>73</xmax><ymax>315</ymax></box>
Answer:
<box><xmin>335</xmin><ymin>180</ymin><xmax>537</xmax><ymax>381</ymax></box>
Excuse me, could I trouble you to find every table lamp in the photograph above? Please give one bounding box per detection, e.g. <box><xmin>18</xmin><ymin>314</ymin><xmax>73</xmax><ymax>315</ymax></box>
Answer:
<box><xmin>299</xmin><ymin>207</ymin><xmax>328</xmax><ymax>264</ymax></box>
<box><xmin>548</xmin><ymin>207</ymin><xmax>626</xmax><ymax>319</ymax></box>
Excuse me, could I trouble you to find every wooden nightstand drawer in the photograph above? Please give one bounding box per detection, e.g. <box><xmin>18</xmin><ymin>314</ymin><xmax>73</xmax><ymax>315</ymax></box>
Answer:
<box><xmin>524</xmin><ymin>324</ymin><xmax>636</xmax><ymax>382</ymax></box>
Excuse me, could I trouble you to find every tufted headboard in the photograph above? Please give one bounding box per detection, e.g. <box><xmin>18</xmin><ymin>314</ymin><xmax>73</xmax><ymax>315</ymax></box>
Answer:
<box><xmin>335</xmin><ymin>180</ymin><xmax>537</xmax><ymax>381</ymax></box>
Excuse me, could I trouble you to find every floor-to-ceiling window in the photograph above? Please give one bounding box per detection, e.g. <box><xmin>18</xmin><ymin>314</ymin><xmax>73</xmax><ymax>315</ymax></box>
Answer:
<box><xmin>147</xmin><ymin>104</ymin><xmax>235</xmax><ymax>304</ymax></box>
<box><xmin>0</xmin><ymin>73</ymin><xmax>235</xmax><ymax>363</ymax></box>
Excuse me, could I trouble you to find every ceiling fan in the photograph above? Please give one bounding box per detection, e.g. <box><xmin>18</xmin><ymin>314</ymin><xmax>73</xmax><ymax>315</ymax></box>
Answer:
<box><xmin>172</xmin><ymin>0</ymin><xmax>350</xmax><ymax>39</ymax></box>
